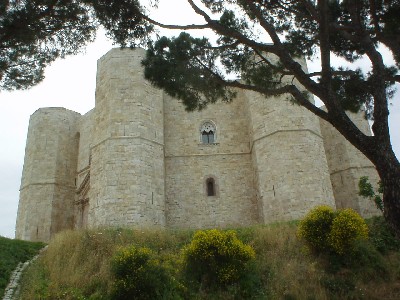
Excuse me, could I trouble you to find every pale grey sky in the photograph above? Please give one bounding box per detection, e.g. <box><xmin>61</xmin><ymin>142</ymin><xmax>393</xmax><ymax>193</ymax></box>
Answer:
<box><xmin>0</xmin><ymin>1</ymin><xmax>399</xmax><ymax>238</ymax></box>
<box><xmin>0</xmin><ymin>34</ymin><xmax>113</xmax><ymax>238</ymax></box>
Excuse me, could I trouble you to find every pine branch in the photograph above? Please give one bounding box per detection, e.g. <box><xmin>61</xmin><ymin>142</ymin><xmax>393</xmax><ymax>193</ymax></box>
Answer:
<box><xmin>140</xmin><ymin>14</ymin><xmax>210</xmax><ymax>30</ymax></box>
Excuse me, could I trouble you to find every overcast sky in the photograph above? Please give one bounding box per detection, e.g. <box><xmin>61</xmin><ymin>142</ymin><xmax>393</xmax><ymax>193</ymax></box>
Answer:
<box><xmin>0</xmin><ymin>2</ymin><xmax>399</xmax><ymax>238</ymax></box>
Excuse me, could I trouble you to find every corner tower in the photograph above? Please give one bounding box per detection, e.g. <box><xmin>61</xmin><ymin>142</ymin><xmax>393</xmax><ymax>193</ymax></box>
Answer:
<box><xmin>320</xmin><ymin>111</ymin><xmax>381</xmax><ymax>217</ymax></box>
<box><xmin>16</xmin><ymin>108</ymin><xmax>80</xmax><ymax>241</ymax></box>
<box><xmin>245</xmin><ymin>57</ymin><xmax>336</xmax><ymax>222</ymax></box>
<box><xmin>88</xmin><ymin>48</ymin><xmax>166</xmax><ymax>228</ymax></box>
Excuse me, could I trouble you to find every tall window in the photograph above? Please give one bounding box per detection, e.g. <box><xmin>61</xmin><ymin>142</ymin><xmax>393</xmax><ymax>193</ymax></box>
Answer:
<box><xmin>206</xmin><ymin>178</ymin><xmax>215</xmax><ymax>196</ymax></box>
<box><xmin>201</xmin><ymin>121</ymin><xmax>216</xmax><ymax>144</ymax></box>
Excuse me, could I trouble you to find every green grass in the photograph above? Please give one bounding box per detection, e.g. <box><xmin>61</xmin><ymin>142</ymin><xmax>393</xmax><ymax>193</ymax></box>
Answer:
<box><xmin>17</xmin><ymin>217</ymin><xmax>400</xmax><ymax>299</ymax></box>
<box><xmin>0</xmin><ymin>236</ymin><xmax>45</xmax><ymax>298</ymax></box>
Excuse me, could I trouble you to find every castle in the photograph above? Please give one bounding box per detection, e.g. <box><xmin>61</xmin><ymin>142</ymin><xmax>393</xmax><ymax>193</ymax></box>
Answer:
<box><xmin>15</xmin><ymin>48</ymin><xmax>380</xmax><ymax>242</ymax></box>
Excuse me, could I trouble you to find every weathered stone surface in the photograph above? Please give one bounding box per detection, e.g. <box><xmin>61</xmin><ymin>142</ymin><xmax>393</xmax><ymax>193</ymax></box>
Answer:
<box><xmin>16</xmin><ymin>48</ymin><xmax>381</xmax><ymax>242</ymax></box>
<box><xmin>320</xmin><ymin>110</ymin><xmax>381</xmax><ymax>217</ymax></box>
<box><xmin>16</xmin><ymin>108</ymin><xmax>80</xmax><ymax>241</ymax></box>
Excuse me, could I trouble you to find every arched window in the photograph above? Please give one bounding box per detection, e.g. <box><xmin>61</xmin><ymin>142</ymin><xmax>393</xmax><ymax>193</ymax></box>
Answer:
<box><xmin>201</xmin><ymin>121</ymin><xmax>216</xmax><ymax>144</ymax></box>
<box><xmin>206</xmin><ymin>178</ymin><xmax>215</xmax><ymax>196</ymax></box>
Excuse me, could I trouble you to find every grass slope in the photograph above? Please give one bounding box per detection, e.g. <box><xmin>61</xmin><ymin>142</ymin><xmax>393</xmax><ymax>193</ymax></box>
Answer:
<box><xmin>0</xmin><ymin>236</ymin><xmax>45</xmax><ymax>297</ymax></box>
<box><xmin>18</xmin><ymin>217</ymin><xmax>400</xmax><ymax>299</ymax></box>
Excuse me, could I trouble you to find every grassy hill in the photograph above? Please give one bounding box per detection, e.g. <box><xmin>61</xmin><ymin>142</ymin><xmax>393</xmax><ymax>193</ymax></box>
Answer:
<box><xmin>16</xmin><ymin>217</ymin><xmax>400</xmax><ymax>299</ymax></box>
<box><xmin>0</xmin><ymin>236</ymin><xmax>45</xmax><ymax>298</ymax></box>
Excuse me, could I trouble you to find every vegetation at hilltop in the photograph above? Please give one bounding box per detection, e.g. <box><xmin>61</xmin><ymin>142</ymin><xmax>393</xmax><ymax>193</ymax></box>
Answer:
<box><xmin>17</xmin><ymin>216</ymin><xmax>400</xmax><ymax>299</ymax></box>
<box><xmin>0</xmin><ymin>236</ymin><xmax>45</xmax><ymax>298</ymax></box>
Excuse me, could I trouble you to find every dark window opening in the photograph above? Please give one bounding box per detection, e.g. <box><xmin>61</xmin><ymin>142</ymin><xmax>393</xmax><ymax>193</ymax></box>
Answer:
<box><xmin>201</xmin><ymin>121</ymin><xmax>216</xmax><ymax>144</ymax></box>
<box><xmin>202</xmin><ymin>130</ymin><xmax>214</xmax><ymax>144</ymax></box>
<box><xmin>206</xmin><ymin>178</ymin><xmax>215</xmax><ymax>196</ymax></box>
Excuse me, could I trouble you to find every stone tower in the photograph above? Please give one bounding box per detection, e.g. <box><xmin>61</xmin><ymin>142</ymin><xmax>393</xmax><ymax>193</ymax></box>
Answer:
<box><xmin>16</xmin><ymin>108</ymin><xmax>80</xmax><ymax>241</ymax></box>
<box><xmin>88</xmin><ymin>48</ymin><xmax>166</xmax><ymax>228</ymax></box>
<box><xmin>244</xmin><ymin>57</ymin><xmax>335</xmax><ymax>222</ymax></box>
<box><xmin>320</xmin><ymin>111</ymin><xmax>381</xmax><ymax>217</ymax></box>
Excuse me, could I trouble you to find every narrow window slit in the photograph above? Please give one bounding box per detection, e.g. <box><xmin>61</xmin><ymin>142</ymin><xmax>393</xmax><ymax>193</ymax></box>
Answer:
<box><xmin>206</xmin><ymin>178</ymin><xmax>215</xmax><ymax>196</ymax></box>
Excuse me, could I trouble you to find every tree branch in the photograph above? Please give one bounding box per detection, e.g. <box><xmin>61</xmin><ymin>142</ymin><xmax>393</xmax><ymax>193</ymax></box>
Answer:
<box><xmin>307</xmin><ymin>70</ymin><xmax>355</xmax><ymax>77</ymax></box>
<box><xmin>190</xmin><ymin>50</ymin><xmax>329</xmax><ymax>123</ymax></box>
<box><xmin>140</xmin><ymin>14</ymin><xmax>210</xmax><ymax>30</ymax></box>
<box><xmin>299</xmin><ymin>0</ymin><xmax>320</xmax><ymax>22</ymax></box>
<box><xmin>186</xmin><ymin>0</ymin><xmax>213</xmax><ymax>22</ymax></box>
<box><xmin>368</xmin><ymin>0</ymin><xmax>381</xmax><ymax>32</ymax></box>
<box><xmin>244</xmin><ymin>0</ymin><xmax>323</xmax><ymax>99</ymax></box>
<box><xmin>346</xmin><ymin>0</ymin><xmax>390</xmax><ymax>144</ymax></box>
<box><xmin>185</xmin><ymin>0</ymin><xmax>277</xmax><ymax>53</ymax></box>
<box><xmin>318</xmin><ymin>0</ymin><xmax>332</xmax><ymax>89</ymax></box>
<box><xmin>203</xmin><ymin>40</ymin><xmax>240</xmax><ymax>50</ymax></box>
<box><xmin>225</xmin><ymin>80</ymin><xmax>331</xmax><ymax>122</ymax></box>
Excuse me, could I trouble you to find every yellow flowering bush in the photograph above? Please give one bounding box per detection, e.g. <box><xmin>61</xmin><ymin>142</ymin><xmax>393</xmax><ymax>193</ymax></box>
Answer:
<box><xmin>328</xmin><ymin>209</ymin><xmax>369</xmax><ymax>255</ymax></box>
<box><xmin>297</xmin><ymin>205</ymin><xmax>335</xmax><ymax>252</ymax></box>
<box><xmin>298</xmin><ymin>206</ymin><xmax>369</xmax><ymax>256</ymax></box>
<box><xmin>182</xmin><ymin>229</ymin><xmax>255</xmax><ymax>285</ymax></box>
<box><xmin>110</xmin><ymin>245</ymin><xmax>171</xmax><ymax>299</ymax></box>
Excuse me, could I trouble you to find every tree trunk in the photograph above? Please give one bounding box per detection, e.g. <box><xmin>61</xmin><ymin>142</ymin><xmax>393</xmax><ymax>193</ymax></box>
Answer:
<box><xmin>373</xmin><ymin>149</ymin><xmax>400</xmax><ymax>238</ymax></box>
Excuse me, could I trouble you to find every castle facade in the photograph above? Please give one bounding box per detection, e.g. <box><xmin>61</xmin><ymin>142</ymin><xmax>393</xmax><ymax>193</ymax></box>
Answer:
<box><xmin>16</xmin><ymin>48</ymin><xmax>380</xmax><ymax>242</ymax></box>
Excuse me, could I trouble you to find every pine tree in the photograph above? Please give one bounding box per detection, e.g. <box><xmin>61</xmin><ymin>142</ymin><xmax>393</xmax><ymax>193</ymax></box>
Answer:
<box><xmin>0</xmin><ymin>0</ymin><xmax>96</xmax><ymax>90</ymax></box>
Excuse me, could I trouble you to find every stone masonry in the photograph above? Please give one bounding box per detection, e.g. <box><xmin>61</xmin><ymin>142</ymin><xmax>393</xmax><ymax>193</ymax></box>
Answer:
<box><xmin>15</xmin><ymin>48</ymin><xmax>380</xmax><ymax>242</ymax></box>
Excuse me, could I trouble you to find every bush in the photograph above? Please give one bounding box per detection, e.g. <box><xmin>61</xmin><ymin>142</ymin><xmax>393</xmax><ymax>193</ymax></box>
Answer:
<box><xmin>297</xmin><ymin>205</ymin><xmax>335</xmax><ymax>253</ymax></box>
<box><xmin>110</xmin><ymin>245</ymin><xmax>174</xmax><ymax>300</ymax></box>
<box><xmin>328</xmin><ymin>209</ymin><xmax>369</xmax><ymax>255</ymax></box>
<box><xmin>298</xmin><ymin>206</ymin><xmax>369</xmax><ymax>256</ymax></box>
<box><xmin>367</xmin><ymin>216</ymin><xmax>400</xmax><ymax>254</ymax></box>
<box><xmin>358</xmin><ymin>176</ymin><xmax>384</xmax><ymax>212</ymax></box>
<box><xmin>182</xmin><ymin>229</ymin><xmax>255</xmax><ymax>286</ymax></box>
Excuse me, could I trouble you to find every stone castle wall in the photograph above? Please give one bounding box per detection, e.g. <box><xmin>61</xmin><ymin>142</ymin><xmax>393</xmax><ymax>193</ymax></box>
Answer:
<box><xmin>245</xmin><ymin>89</ymin><xmax>335</xmax><ymax>223</ymax></box>
<box><xmin>164</xmin><ymin>90</ymin><xmax>259</xmax><ymax>228</ymax></box>
<box><xmin>320</xmin><ymin>111</ymin><xmax>381</xmax><ymax>217</ymax></box>
<box><xmin>16</xmin><ymin>48</ymin><xmax>380</xmax><ymax>242</ymax></box>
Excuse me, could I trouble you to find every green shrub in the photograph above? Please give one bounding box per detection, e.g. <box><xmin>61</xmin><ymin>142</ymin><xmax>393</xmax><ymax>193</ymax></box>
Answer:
<box><xmin>328</xmin><ymin>209</ymin><xmax>369</xmax><ymax>255</ymax></box>
<box><xmin>367</xmin><ymin>216</ymin><xmax>400</xmax><ymax>254</ymax></box>
<box><xmin>298</xmin><ymin>206</ymin><xmax>369</xmax><ymax>256</ymax></box>
<box><xmin>110</xmin><ymin>245</ymin><xmax>174</xmax><ymax>300</ymax></box>
<box><xmin>182</xmin><ymin>229</ymin><xmax>255</xmax><ymax>286</ymax></box>
<box><xmin>297</xmin><ymin>205</ymin><xmax>335</xmax><ymax>253</ymax></box>
<box><xmin>321</xmin><ymin>276</ymin><xmax>356</xmax><ymax>296</ymax></box>
<box><xmin>358</xmin><ymin>176</ymin><xmax>384</xmax><ymax>212</ymax></box>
